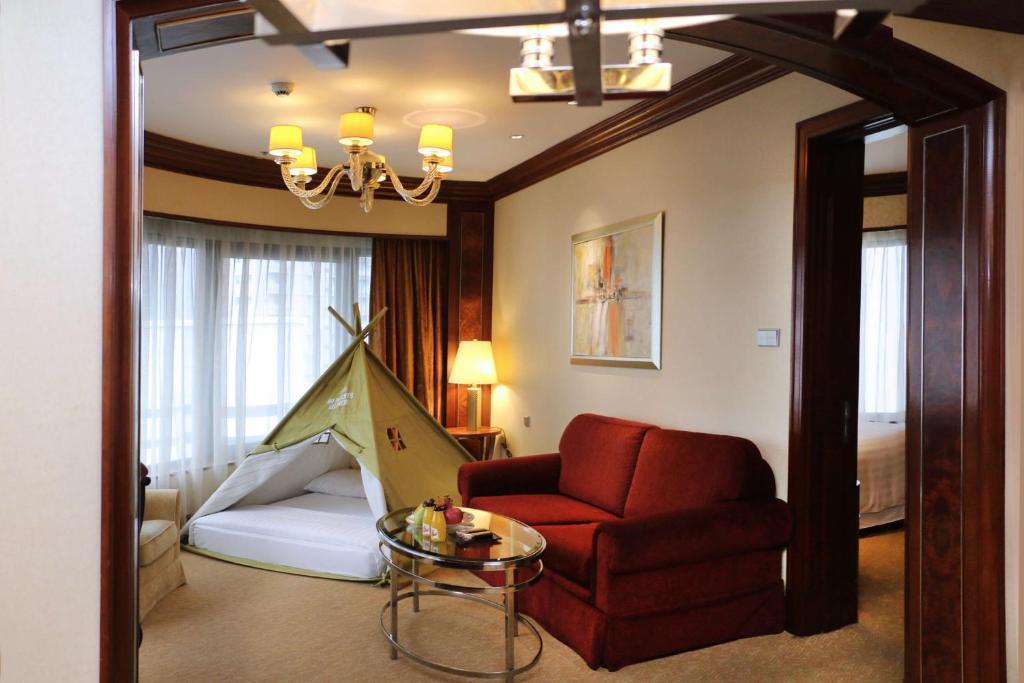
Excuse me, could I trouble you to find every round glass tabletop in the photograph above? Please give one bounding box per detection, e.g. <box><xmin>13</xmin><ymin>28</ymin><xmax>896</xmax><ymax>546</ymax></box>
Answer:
<box><xmin>377</xmin><ymin>506</ymin><xmax>546</xmax><ymax>570</ymax></box>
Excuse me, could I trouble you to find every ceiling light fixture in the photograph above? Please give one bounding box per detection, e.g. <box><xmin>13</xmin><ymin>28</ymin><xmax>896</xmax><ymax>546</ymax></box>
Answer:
<box><xmin>267</xmin><ymin>106</ymin><xmax>453</xmax><ymax>213</ymax></box>
<box><xmin>510</xmin><ymin>134</ymin><xmax>525</xmax><ymax>140</ymax></box>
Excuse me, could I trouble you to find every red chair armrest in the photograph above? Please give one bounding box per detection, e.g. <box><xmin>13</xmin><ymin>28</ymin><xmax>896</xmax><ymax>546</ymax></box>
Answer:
<box><xmin>595</xmin><ymin>499</ymin><xmax>792</xmax><ymax>574</ymax></box>
<box><xmin>458</xmin><ymin>453</ymin><xmax>562</xmax><ymax>502</ymax></box>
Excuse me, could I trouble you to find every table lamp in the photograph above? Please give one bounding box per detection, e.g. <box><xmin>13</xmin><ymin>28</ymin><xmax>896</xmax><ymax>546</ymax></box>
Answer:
<box><xmin>449</xmin><ymin>340</ymin><xmax>497</xmax><ymax>431</ymax></box>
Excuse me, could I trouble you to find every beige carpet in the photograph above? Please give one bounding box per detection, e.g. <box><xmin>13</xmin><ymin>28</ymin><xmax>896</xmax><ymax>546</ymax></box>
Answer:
<box><xmin>140</xmin><ymin>531</ymin><xmax>904</xmax><ymax>682</ymax></box>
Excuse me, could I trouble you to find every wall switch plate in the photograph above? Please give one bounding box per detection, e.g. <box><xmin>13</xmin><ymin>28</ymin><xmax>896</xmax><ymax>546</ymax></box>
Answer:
<box><xmin>523</xmin><ymin>416</ymin><xmax>531</xmax><ymax>427</ymax></box>
<box><xmin>757</xmin><ymin>328</ymin><xmax>781</xmax><ymax>347</ymax></box>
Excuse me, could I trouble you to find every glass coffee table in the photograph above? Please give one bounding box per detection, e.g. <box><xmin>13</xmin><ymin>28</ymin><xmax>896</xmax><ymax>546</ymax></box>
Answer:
<box><xmin>377</xmin><ymin>507</ymin><xmax>546</xmax><ymax>682</ymax></box>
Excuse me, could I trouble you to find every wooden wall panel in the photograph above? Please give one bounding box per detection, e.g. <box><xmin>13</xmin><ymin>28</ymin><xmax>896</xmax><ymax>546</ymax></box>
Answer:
<box><xmin>445</xmin><ymin>202</ymin><xmax>494</xmax><ymax>428</ymax></box>
<box><xmin>906</xmin><ymin>100</ymin><xmax>1005</xmax><ymax>683</ymax></box>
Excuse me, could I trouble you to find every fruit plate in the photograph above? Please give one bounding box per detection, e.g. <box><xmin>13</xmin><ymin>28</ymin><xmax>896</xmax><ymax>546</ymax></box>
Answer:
<box><xmin>405</xmin><ymin>510</ymin><xmax>475</xmax><ymax>527</ymax></box>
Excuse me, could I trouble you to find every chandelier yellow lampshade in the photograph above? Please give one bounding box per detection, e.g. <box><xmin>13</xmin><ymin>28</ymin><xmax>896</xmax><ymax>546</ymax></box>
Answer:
<box><xmin>418</xmin><ymin>124</ymin><xmax>453</xmax><ymax>158</ymax></box>
<box><xmin>423</xmin><ymin>153</ymin><xmax>453</xmax><ymax>174</ymax></box>
<box><xmin>338</xmin><ymin>111</ymin><xmax>375</xmax><ymax>147</ymax></box>
<box><xmin>268</xmin><ymin>125</ymin><xmax>303</xmax><ymax>159</ymax></box>
<box><xmin>288</xmin><ymin>146</ymin><xmax>318</xmax><ymax>177</ymax></box>
<box><xmin>449</xmin><ymin>340</ymin><xmax>497</xmax><ymax>385</ymax></box>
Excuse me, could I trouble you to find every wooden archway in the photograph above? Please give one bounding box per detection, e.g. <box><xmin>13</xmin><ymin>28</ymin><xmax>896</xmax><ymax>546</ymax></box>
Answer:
<box><xmin>103</xmin><ymin>6</ymin><xmax>1006</xmax><ymax>681</ymax></box>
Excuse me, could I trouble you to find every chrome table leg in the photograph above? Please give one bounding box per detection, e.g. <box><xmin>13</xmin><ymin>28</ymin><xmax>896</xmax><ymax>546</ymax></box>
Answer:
<box><xmin>504</xmin><ymin>567</ymin><xmax>516</xmax><ymax>682</ymax></box>
<box><xmin>412</xmin><ymin>559</ymin><xmax>420</xmax><ymax>613</ymax></box>
<box><xmin>389</xmin><ymin>552</ymin><xmax>399</xmax><ymax>660</ymax></box>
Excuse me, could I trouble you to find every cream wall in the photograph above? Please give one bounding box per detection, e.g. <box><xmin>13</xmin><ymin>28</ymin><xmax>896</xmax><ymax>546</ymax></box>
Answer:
<box><xmin>0</xmin><ymin>1</ymin><xmax>104</xmax><ymax>680</ymax></box>
<box><xmin>887</xmin><ymin>17</ymin><xmax>1024</xmax><ymax>682</ymax></box>
<box><xmin>491</xmin><ymin>73</ymin><xmax>858</xmax><ymax>495</ymax></box>
<box><xmin>144</xmin><ymin>167</ymin><xmax>447</xmax><ymax>235</ymax></box>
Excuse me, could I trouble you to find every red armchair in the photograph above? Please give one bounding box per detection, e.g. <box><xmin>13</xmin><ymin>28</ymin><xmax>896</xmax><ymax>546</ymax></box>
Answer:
<box><xmin>458</xmin><ymin>414</ymin><xmax>792</xmax><ymax>671</ymax></box>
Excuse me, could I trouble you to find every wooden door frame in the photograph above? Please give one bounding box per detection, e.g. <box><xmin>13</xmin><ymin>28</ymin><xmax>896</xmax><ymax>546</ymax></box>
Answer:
<box><xmin>786</xmin><ymin>97</ymin><xmax>1006</xmax><ymax>680</ymax></box>
<box><xmin>102</xmin><ymin>5</ymin><xmax>1007</xmax><ymax>681</ymax></box>
<box><xmin>786</xmin><ymin>99</ymin><xmax>900</xmax><ymax>636</ymax></box>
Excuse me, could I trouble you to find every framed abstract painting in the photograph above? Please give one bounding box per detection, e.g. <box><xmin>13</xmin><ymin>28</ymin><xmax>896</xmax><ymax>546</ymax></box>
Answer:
<box><xmin>570</xmin><ymin>212</ymin><xmax>663</xmax><ymax>369</ymax></box>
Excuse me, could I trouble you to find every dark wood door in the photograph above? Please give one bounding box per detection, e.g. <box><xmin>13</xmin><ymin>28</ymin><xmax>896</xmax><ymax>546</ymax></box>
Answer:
<box><xmin>786</xmin><ymin>103</ymin><xmax>888</xmax><ymax>635</ymax></box>
<box><xmin>905</xmin><ymin>100</ymin><xmax>1005</xmax><ymax>682</ymax></box>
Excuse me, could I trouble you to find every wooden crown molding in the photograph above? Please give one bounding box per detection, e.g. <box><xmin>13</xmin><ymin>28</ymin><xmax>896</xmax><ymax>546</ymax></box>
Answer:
<box><xmin>144</xmin><ymin>132</ymin><xmax>494</xmax><ymax>204</ymax></box>
<box><xmin>486</xmin><ymin>55</ymin><xmax>788</xmax><ymax>200</ymax></box>
<box><xmin>863</xmin><ymin>171</ymin><xmax>908</xmax><ymax>197</ymax></box>
<box><xmin>145</xmin><ymin>54</ymin><xmax>787</xmax><ymax>205</ymax></box>
<box><xmin>903</xmin><ymin>0</ymin><xmax>1024</xmax><ymax>37</ymax></box>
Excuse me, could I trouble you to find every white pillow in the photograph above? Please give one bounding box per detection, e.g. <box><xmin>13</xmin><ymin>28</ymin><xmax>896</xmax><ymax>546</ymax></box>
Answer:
<box><xmin>304</xmin><ymin>468</ymin><xmax>366</xmax><ymax>499</ymax></box>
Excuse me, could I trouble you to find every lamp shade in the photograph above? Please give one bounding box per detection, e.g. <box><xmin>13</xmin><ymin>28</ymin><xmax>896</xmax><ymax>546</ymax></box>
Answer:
<box><xmin>338</xmin><ymin>111</ymin><xmax>375</xmax><ymax>147</ymax></box>
<box><xmin>449</xmin><ymin>340</ymin><xmax>497</xmax><ymax>385</ymax></box>
<box><xmin>418</xmin><ymin>124</ymin><xmax>453</xmax><ymax>158</ymax></box>
<box><xmin>423</xmin><ymin>153</ymin><xmax>453</xmax><ymax>174</ymax></box>
<box><xmin>289</xmin><ymin>146</ymin><xmax>318</xmax><ymax>177</ymax></box>
<box><xmin>268</xmin><ymin>125</ymin><xmax>303</xmax><ymax>158</ymax></box>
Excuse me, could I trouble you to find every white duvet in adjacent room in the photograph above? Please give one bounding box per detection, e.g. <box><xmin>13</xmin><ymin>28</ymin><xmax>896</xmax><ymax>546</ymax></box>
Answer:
<box><xmin>858</xmin><ymin>419</ymin><xmax>906</xmax><ymax>529</ymax></box>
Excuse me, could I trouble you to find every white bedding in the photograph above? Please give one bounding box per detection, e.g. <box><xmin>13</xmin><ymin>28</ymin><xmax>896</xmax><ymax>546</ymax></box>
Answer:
<box><xmin>189</xmin><ymin>493</ymin><xmax>384</xmax><ymax>579</ymax></box>
<box><xmin>858</xmin><ymin>419</ymin><xmax>906</xmax><ymax>529</ymax></box>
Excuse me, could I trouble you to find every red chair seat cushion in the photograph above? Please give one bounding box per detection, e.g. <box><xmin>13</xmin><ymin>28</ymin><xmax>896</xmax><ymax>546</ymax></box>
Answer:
<box><xmin>535</xmin><ymin>523</ymin><xmax>597</xmax><ymax>589</ymax></box>
<box><xmin>558</xmin><ymin>414</ymin><xmax>654</xmax><ymax>515</ymax></box>
<box><xmin>469</xmin><ymin>494</ymin><xmax>618</xmax><ymax>526</ymax></box>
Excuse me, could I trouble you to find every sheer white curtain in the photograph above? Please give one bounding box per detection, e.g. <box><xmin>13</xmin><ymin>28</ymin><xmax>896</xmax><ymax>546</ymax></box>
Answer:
<box><xmin>141</xmin><ymin>216</ymin><xmax>371</xmax><ymax>514</ymax></box>
<box><xmin>859</xmin><ymin>228</ymin><xmax>907</xmax><ymax>423</ymax></box>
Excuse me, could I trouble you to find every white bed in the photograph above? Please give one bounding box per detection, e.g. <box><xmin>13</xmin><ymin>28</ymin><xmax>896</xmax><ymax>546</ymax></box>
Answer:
<box><xmin>858</xmin><ymin>418</ymin><xmax>906</xmax><ymax>529</ymax></box>
<box><xmin>189</xmin><ymin>492</ymin><xmax>385</xmax><ymax>579</ymax></box>
<box><xmin>184</xmin><ymin>434</ymin><xmax>390</xmax><ymax>580</ymax></box>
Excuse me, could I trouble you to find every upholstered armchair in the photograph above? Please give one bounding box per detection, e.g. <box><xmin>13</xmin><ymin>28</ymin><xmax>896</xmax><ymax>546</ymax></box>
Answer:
<box><xmin>139</xmin><ymin>488</ymin><xmax>187</xmax><ymax>620</ymax></box>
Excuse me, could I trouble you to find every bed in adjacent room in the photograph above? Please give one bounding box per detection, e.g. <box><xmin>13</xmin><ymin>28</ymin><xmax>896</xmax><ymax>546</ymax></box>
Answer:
<box><xmin>858</xmin><ymin>418</ymin><xmax>906</xmax><ymax>529</ymax></box>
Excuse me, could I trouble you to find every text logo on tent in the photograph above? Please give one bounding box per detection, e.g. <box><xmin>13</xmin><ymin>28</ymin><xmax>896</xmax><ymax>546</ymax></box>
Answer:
<box><xmin>327</xmin><ymin>388</ymin><xmax>355</xmax><ymax>410</ymax></box>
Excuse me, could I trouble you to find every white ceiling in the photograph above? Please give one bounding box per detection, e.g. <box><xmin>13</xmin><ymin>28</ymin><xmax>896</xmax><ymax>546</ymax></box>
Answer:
<box><xmin>864</xmin><ymin>128</ymin><xmax>908</xmax><ymax>174</ymax></box>
<box><xmin>143</xmin><ymin>31</ymin><xmax>728</xmax><ymax>180</ymax></box>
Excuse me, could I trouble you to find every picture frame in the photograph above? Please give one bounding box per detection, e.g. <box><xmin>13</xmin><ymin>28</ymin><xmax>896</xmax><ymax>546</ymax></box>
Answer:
<box><xmin>570</xmin><ymin>212</ymin><xmax>663</xmax><ymax>369</ymax></box>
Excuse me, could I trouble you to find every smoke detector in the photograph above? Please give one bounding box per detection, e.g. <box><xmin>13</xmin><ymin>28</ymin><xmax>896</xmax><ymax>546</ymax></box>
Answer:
<box><xmin>270</xmin><ymin>81</ymin><xmax>294</xmax><ymax>97</ymax></box>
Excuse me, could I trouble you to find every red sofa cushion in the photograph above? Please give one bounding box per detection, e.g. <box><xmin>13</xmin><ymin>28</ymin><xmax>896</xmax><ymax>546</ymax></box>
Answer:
<box><xmin>624</xmin><ymin>428</ymin><xmax>775</xmax><ymax>517</ymax></box>
<box><xmin>558</xmin><ymin>414</ymin><xmax>654</xmax><ymax>515</ymax></box>
<box><xmin>468</xmin><ymin>494</ymin><xmax>618</xmax><ymax>526</ymax></box>
<box><xmin>535</xmin><ymin>523</ymin><xmax>597</xmax><ymax>589</ymax></box>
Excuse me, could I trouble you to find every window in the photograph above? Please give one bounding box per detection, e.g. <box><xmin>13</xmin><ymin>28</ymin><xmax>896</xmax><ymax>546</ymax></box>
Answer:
<box><xmin>858</xmin><ymin>228</ymin><xmax>907</xmax><ymax>422</ymax></box>
<box><xmin>141</xmin><ymin>216</ymin><xmax>371</xmax><ymax>513</ymax></box>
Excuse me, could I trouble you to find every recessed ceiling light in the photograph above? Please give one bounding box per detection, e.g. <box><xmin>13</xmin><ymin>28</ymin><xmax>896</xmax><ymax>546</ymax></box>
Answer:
<box><xmin>568</xmin><ymin>100</ymin><xmax>578</xmax><ymax>106</ymax></box>
<box><xmin>510</xmin><ymin>134</ymin><xmax>525</xmax><ymax>140</ymax></box>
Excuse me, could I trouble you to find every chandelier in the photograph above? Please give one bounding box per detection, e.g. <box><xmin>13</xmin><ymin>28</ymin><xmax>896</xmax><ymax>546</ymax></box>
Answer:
<box><xmin>267</xmin><ymin>107</ymin><xmax>453</xmax><ymax>213</ymax></box>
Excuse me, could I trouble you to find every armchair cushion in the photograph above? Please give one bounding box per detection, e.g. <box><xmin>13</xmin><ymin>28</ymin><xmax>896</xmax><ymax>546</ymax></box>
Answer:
<box><xmin>140</xmin><ymin>519</ymin><xmax>177</xmax><ymax>566</ymax></box>
<box><xmin>558</xmin><ymin>414</ymin><xmax>654</xmax><ymax>515</ymax></box>
<box><xmin>469</xmin><ymin>494</ymin><xmax>617</xmax><ymax>526</ymax></box>
<box><xmin>595</xmin><ymin>499</ymin><xmax>792</xmax><ymax>574</ymax></box>
<box><xmin>458</xmin><ymin>453</ymin><xmax>561</xmax><ymax>502</ymax></box>
<box><xmin>624</xmin><ymin>429</ymin><xmax>775</xmax><ymax>517</ymax></box>
<box><xmin>535</xmin><ymin>523</ymin><xmax>598</xmax><ymax>589</ymax></box>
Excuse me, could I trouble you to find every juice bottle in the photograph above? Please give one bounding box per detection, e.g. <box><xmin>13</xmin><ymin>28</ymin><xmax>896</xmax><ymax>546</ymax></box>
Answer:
<box><xmin>421</xmin><ymin>501</ymin><xmax>435</xmax><ymax>537</ymax></box>
<box><xmin>431</xmin><ymin>504</ymin><xmax>447</xmax><ymax>542</ymax></box>
<box><xmin>413</xmin><ymin>499</ymin><xmax>431</xmax><ymax>530</ymax></box>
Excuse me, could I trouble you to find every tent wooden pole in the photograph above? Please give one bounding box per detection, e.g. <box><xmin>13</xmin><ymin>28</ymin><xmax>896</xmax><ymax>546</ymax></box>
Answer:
<box><xmin>353</xmin><ymin>303</ymin><xmax>363</xmax><ymax>335</ymax></box>
<box><xmin>362</xmin><ymin>307</ymin><xmax>388</xmax><ymax>339</ymax></box>
<box><xmin>328</xmin><ymin>306</ymin><xmax>357</xmax><ymax>336</ymax></box>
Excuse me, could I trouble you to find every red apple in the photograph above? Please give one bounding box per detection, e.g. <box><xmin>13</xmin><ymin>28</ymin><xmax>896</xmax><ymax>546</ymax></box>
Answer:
<box><xmin>444</xmin><ymin>506</ymin><xmax>464</xmax><ymax>524</ymax></box>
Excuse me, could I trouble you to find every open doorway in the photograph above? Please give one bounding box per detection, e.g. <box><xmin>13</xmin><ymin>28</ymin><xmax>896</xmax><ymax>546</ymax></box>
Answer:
<box><xmin>855</xmin><ymin>125</ymin><xmax>910</xmax><ymax>666</ymax></box>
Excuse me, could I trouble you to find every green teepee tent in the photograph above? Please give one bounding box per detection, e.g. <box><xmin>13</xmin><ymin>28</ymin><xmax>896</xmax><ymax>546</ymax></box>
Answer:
<box><xmin>249</xmin><ymin>305</ymin><xmax>473</xmax><ymax>512</ymax></box>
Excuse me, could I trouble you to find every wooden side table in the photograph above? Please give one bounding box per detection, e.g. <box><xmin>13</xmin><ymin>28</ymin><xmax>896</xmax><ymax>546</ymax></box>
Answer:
<box><xmin>447</xmin><ymin>426</ymin><xmax>503</xmax><ymax>460</ymax></box>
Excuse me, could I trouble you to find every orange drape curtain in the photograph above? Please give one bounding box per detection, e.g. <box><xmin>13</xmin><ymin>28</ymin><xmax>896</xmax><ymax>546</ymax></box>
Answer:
<box><xmin>369</xmin><ymin>238</ymin><xmax>448</xmax><ymax>420</ymax></box>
